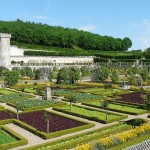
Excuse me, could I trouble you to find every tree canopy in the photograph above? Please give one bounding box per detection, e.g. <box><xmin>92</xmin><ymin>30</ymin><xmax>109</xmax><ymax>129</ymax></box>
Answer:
<box><xmin>0</xmin><ymin>20</ymin><xmax>132</xmax><ymax>51</ymax></box>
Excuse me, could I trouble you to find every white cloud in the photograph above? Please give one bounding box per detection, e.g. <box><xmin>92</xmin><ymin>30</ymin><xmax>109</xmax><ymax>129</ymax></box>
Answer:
<box><xmin>79</xmin><ymin>25</ymin><xmax>96</xmax><ymax>31</ymax></box>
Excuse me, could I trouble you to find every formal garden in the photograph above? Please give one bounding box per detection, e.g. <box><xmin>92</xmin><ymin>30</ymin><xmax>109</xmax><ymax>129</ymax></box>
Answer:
<box><xmin>0</xmin><ymin>64</ymin><xmax>150</xmax><ymax>150</ymax></box>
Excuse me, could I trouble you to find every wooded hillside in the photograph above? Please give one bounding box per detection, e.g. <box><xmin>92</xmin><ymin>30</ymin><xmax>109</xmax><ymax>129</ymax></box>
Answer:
<box><xmin>0</xmin><ymin>19</ymin><xmax>132</xmax><ymax>51</ymax></box>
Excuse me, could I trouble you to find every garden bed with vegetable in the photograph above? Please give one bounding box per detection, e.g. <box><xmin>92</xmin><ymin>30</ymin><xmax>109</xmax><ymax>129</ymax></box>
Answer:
<box><xmin>118</xmin><ymin>92</ymin><xmax>145</xmax><ymax>104</ymax></box>
<box><xmin>21</xmin><ymin>119</ymin><xmax>146</xmax><ymax>150</ymax></box>
<box><xmin>0</xmin><ymin>109</ymin><xmax>94</xmax><ymax>139</ymax></box>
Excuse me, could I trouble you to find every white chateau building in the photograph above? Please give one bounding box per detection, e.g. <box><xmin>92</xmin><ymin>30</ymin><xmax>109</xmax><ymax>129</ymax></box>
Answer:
<box><xmin>0</xmin><ymin>33</ymin><xmax>93</xmax><ymax>69</ymax></box>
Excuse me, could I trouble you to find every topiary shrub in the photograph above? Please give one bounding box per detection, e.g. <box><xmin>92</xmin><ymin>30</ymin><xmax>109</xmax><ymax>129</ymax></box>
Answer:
<box><xmin>125</xmin><ymin>118</ymin><xmax>147</xmax><ymax>126</ymax></box>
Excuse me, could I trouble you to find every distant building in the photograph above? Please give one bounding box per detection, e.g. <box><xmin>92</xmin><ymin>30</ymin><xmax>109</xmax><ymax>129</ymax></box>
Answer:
<box><xmin>0</xmin><ymin>33</ymin><xmax>93</xmax><ymax>69</ymax></box>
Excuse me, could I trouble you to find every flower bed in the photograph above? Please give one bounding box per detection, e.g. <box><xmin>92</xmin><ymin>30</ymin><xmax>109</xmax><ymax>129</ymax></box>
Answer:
<box><xmin>20</xmin><ymin>123</ymin><xmax>132</xmax><ymax>150</ymax></box>
<box><xmin>76</xmin><ymin>124</ymin><xmax>150</xmax><ymax>150</ymax></box>
<box><xmin>82</xmin><ymin>100</ymin><xmax>147</xmax><ymax>115</ymax></box>
<box><xmin>53</xmin><ymin>105</ymin><xmax>127</xmax><ymax>123</ymax></box>
<box><xmin>119</xmin><ymin>92</ymin><xmax>144</xmax><ymax>104</ymax></box>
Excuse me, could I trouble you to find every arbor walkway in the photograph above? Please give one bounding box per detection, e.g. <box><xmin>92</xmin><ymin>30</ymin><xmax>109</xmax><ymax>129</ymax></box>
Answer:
<box><xmin>0</xmin><ymin>99</ymin><xmax>149</xmax><ymax>150</ymax></box>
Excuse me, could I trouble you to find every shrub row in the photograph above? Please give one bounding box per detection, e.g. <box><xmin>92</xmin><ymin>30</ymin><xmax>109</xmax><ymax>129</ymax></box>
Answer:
<box><xmin>82</xmin><ymin>102</ymin><xmax>147</xmax><ymax>115</ymax></box>
<box><xmin>53</xmin><ymin>105</ymin><xmax>128</xmax><ymax>124</ymax></box>
<box><xmin>6</xmin><ymin>100</ymin><xmax>65</xmax><ymax>111</ymax></box>
<box><xmin>11</xmin><ymin>110</ymin><xmax>94</xmax><ymax>139</ymax></box>
<box><xmin>94</xmin><ymin>54</ymin><xmax>142</xmax><ymax>59</ymax></box>
<box><xmin>0</xmin><ymin>125</ymin><xmax>28</xmax><ymax>150</ymax></box>
<box><xmin>24</xmin><ymin>50</ymin><xmax>92</xmax><ymax>56</ymax></box>
<box><xmin>21</xmin><ymin>123</ymin><xmax>131</xmax><ymax>150</ymax></box>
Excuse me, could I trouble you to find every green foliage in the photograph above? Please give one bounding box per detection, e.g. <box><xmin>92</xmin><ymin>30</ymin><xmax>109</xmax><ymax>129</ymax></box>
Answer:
<box><xmin>69</xmin><ymin>67</ymin><xmax>80</xmax><ymax>84</ymax></box>
<box><xmin>140</xmin><ymin>67</ymin><xmax>149</xmax><ymax>82</ymax></box>
<box><xmin>93</xmin><ymin>142</ymin><xmax>105</xmax><ymax>150</ymax></box>
<box><xmin>0</xmin><ymin>66</ymin><xmax>8</xmax><ymax>77</ymax></box>
<box><xmin>80</xmin><ymin>66</ymin><xmax>90</xmax><ymax>77</ymax></box>
<box><xmin>0</xmin><ymin>20</ymin><xmax>131</xmax><ymax>51</ymax></box>
<box><xmin>145</xmin><ymin>93</ymin><xmax>150</xmax><ymax>113</ymax></box>
<box><xmin>84</xmin><ymin>100</ymin><xmax>147</xmax><ymax>115</ymax></box>
<box><xmin>0</xmin><ymin>129</ymin><xmax>17</xmax><ymax>144</ymax></box>
<box><xmin>48</xmin><ymin>70</ymin><xmax>55</xmax><ymax>81</ymax></box>
<box><xmin>111</xmin><ymin>70</ymin><xmax>119</xmax><ymax>84</ymax></box>
<box><xmin>91</xmin><ymin>67</ymin><xmax>110</xmax><ymax>82</ymax></box>
<box><xmin>127</xmin><ymin>75</ymin><xmax>137</xmax><ymax>85</ymax></box>
<box><xmin>4</xmin><ymin>70</ymin><xmax>19</xmax><ymax>86</ymax></box>
<box><xmin>20</xmin><ymin>123</ymin><xmax>130</xmax><ymax>150</ymax></box>
<box><xmin>54</xmin><ymin>105</ymin><xmax>127</xmax><ymax>124</ymax></box>
<box><xmin>125</xmin><ymin>119</ymin><xmax>147</xmax><ymax>126</ymax></box>
<box><xmin>57</xmin><ymin>67</ymin><xmax>80</xmax><ymax>84</ymax></box>
<box><xmin>14</xmin><ymin>99</ymin><xmax>59</xmax><ymax>109</ymax></box>
<box><xmin>57</xmin><ymin>67</ymin><xmax>70</xmax><ymax>84</ymax></box>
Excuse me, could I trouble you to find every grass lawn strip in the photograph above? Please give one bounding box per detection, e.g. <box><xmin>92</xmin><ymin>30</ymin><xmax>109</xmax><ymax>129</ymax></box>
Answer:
<box><xmin>53</xmin><ymin>105</ymin><xmax>127</xmax><ymax>123</ymax></box>
<box><xmin>78</xmin><ymin>88</ymin><xmax>130</xmax><ymax>96</ymax></box>
<box><xmin>82</xmin><ymin>100</ymin><xmax>147</xmax><ymax>115</ymax></box>
<box><xmin>0</xmin><ymin>128</ymin><xmax>17</xmax><ymax>144</ymax></box>
<box><xmin>0</xmin><ymin>89</ymin><xmax>18</xmax><ymax>95</ymax></box>
<box><xmin>0</xmin><ymin>125</ymin><xmax>28</xmax><ymax>150</ymax></box>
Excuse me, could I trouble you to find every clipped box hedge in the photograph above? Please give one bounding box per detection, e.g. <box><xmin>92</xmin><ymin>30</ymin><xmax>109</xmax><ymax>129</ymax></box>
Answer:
<box><xmin>21</xmin><ymin>122</ymin><xmax>132</xmax><ymax>150</ymax></box>
<box><xmin>0</xmin><ymin>125</ymin><xmax>28</xmax><ymax>150</ymax></box>
<box><xmin>53</xmin><ymin>105</ymin><xmax>128</xmax><ymax>124</ymax></box>
<box><xmin>82</xmin><ymin>101</ymin><xmax>147</xmax><ymax>115</ymax></box>
<box><xmin>11</xmin><ymin>109</ymin><xmax>94</xmax><ymax>139</ymax></box>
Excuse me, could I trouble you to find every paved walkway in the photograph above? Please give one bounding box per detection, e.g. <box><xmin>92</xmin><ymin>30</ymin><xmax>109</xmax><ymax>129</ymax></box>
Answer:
<box><xmin>0</xmin><ymin>97</ymin><xmax>149</xmax><ymax>150</ymax></box>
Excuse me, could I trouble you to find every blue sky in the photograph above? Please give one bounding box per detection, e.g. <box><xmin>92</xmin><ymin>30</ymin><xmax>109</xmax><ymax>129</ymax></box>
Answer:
<box><xmin>0</xmin><ymin>0</ymin><xmax>150</xmax><ymax>50</ymax></box>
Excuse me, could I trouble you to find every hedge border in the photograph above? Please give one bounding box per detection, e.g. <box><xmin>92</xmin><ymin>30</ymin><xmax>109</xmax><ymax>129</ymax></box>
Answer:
<box><xmin>53</xmin><ymin>104</ymin><xmax>128</xmax><ymax>124</ymax></box>
<box><xmin>21</xmin><ymin>122</ymin><xmax>132</xmax><ymax>150</ymax></box>
<box><xmin>0</xmin><ymin>125</ymin><xmax>28</xmax><ymax>150</ymax></box>
<box><xmin>107</xmin><ymin>133</ymin><xmax>150</xmax><ymax>150</ymax></box>
<box><xmin>6</xmin><ymin>100</ymin><xmax>65</xmax><ymax>111</ymax></box>
<box><xmin>3</xmin><ymin>109</ymin><xmax>94</xmax><ymax>140</ymax></box>
<box><xmin>82</xmin><ymin>101</ymin><xmax>147</xmax><ymax>115</ymax></box>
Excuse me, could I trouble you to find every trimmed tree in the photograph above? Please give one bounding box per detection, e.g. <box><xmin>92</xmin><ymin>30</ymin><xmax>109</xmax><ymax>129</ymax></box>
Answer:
<box><xmin>43</xmin><ymin>112</ymin><xmax>51</xmax><ymax>133</ymax></box>
<box><xmin>68</xmin><ymin>92</ymin><xmax>76</xmax><ymax>111</ymax></box>
<box><xmin>101</xmin><ymin>100</ymin><xmax>109</xmax><ymax>120</ymax></box>
<box><xmin>113</xmin><ymin>91</ymin><xmax>118</xmax><ymax>103</ymax></box>
<box><xmin>145</xmin><ymin>93</ymin><xmax>150</xmax><ymax>116</ymax></box>
<box><xmin>4</xmin><ymin>70</ymin><xmax>19</xmax><ymax>86</ymax></box>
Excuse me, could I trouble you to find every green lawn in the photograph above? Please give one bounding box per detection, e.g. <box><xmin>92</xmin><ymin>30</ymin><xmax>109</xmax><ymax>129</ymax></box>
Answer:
<box><xmin>83</xmin><ymin>100</ymin><xmax>147</xmax><ymax>114</ymax></box>
<box><xmin>55</xmin><ymin>105</ymin><xmax>126</xmax><ymax>123</ymax></box>
<box><xmin>0</xmin><ymin>129</ymin><xmax>17</xmax><ymax>144</ymax></box>
<box><xmin>0</xmin><ymin>89</ymin><xmax>18</xmax><ymax>95</ymax></box>
<box><xmin>79</xmin><ymin>88</ymin><xmax>129</xmax><ymax>96</ymax></box>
